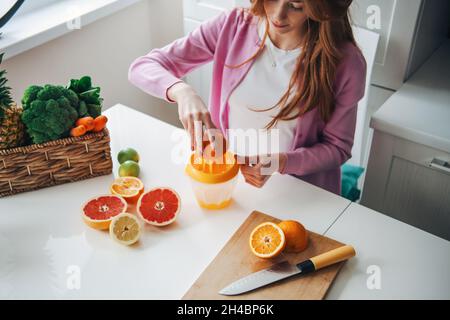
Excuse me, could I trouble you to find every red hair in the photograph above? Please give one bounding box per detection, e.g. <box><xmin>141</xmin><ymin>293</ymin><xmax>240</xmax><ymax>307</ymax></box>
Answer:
<box><xmin>227</xmin><ymin>0</ymin><xmax>357</xmax><ymax>128</ymax></box>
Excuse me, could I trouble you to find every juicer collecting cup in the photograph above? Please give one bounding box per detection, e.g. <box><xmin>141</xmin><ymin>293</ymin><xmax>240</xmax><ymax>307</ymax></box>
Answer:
<box><xmin>185</xmin><ymin>151</ymin><xmax>240</xmax><ymax>209</ymax></box>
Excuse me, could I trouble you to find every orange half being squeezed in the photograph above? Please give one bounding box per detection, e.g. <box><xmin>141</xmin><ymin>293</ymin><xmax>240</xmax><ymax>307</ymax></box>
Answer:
<box><xmin>185</xmin><ymin>150</ymin><xmax>240</xmax><ymax>184</ymax></box>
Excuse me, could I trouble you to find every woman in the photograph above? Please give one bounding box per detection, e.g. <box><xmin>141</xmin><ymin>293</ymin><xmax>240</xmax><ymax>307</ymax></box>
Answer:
<box><xmin>128</xmin><ymin>0</ymin><xmax>367</xmax><ymax>195</ymax></box>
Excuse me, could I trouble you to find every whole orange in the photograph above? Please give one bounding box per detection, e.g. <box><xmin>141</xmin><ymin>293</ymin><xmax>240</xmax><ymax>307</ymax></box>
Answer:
<box><xmin>278</xmin><ymin>220</ymin><xmax>308</xmax><ymax>253</ymax></box>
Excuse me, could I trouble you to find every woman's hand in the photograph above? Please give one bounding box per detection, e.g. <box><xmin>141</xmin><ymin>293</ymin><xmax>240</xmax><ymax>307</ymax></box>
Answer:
<box><xmin>240</xmin><ymin>153</ymin><xmax>288</xmax><ymax>188</ymax></box>
<box><xmin>168</xmin><ymin>82</ymin><xmax>223</xmax><ymax>153</ymax></box>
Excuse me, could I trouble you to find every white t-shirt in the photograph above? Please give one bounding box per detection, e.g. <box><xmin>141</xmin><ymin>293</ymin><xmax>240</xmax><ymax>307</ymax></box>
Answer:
<box><xmin>228</xmin><ymin>19</ymin><xmax>301</xmax><ymax>157</ymax></box>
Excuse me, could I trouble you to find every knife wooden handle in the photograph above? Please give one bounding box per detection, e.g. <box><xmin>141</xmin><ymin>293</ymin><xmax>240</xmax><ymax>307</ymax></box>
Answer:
<box><xmin>297</xmin><ymin>245</ymin><xmax>356</xmax><ymax>274</ymax></box>
<box><xmin>311</xmin><ymin>245</ymin><xmax>356</xmax><ymax>270</ymax></box>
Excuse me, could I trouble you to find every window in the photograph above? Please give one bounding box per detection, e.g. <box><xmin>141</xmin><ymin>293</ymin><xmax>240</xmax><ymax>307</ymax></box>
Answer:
<box><xmin>0</xmin><ymin>0</ymin><xmax>24</xmax><ymax>28</ymax></box>
<box><xmin>15</xmin><ymin>0</ymin><xmax>60</xmax><ymax>16</ymax></box>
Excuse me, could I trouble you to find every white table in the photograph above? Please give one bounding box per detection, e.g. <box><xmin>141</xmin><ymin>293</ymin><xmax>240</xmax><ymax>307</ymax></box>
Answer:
<box><xmin>0</xmin><ymin>104</ymin><xmax>351</xmax><ymax>299</ymax></box>
<box><xmin>325</xmin><ymin>203</ymin><xmax>450</xmax><ymax>299</ymax></box>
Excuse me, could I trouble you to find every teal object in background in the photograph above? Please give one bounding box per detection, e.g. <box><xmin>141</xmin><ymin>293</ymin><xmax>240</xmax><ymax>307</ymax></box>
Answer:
<box><xmin>341</xmin><ymin>164</ymin><xmax>365</xmax><ymax>202</ymax></box>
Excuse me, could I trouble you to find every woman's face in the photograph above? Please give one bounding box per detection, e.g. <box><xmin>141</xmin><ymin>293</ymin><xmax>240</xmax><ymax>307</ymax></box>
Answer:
<box><xmin>263</xmin><ymin>0</ymin><xmax>307</xmax><ymax>36</ymax></box>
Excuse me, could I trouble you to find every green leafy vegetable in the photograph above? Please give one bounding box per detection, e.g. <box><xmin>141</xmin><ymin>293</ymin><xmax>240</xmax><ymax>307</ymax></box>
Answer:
<box><xmin>67</xmin><ymin>76</ymin><xmax>103</xmax><ymax>118</ymax></box>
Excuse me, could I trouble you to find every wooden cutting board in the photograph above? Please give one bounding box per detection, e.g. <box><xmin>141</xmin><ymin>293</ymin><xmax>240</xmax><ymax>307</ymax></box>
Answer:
<box><xmin>183</xmin><ymin>211</ymin><xmax>348</xmax><ymax>300</ymax></box>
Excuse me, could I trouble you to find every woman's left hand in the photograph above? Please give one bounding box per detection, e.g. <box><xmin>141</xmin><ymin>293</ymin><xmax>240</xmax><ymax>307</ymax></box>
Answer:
<box><xmin>240</xmin><ymin>153</ymin><xmax>288</xmax><ymax>188</ymax></box>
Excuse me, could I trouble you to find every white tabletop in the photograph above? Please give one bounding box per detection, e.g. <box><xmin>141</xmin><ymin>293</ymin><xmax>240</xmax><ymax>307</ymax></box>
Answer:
<box><xmin>0</xmin><ymin>104</ymin><xmax>351</xmax><ymax>299</ymax></box>
<box><xmin>325</xmin><ymin>203</ymin><xmax>450</xmax><ymax>300</ymax></box>
<box><xmin>371</xmin><ymin>40</ymin><xmax>450</xmax><ymax>153</ymax></box>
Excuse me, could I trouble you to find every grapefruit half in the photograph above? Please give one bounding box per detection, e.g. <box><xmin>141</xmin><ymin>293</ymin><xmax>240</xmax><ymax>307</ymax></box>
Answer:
<box><xmin>137</xmin><ymin>187</ymin><xmax>181</xmax><ymax>226</ymax></box>
<box><xmin>82</xmin><ymin>195</ymin><xmax>127</xmax><ymax>230</ymax></box>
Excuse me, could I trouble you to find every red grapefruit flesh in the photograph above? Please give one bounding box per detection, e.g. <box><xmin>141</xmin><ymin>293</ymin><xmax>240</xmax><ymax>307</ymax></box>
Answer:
<box><xmin>82</xmin><ymin>195</ymin><xmax>127</xmax><ymax>230</ymax></box>
<box><xmin>137</xmin><ymin>188</ymin><xmax>181</xmax><ymax>226</ymax></box>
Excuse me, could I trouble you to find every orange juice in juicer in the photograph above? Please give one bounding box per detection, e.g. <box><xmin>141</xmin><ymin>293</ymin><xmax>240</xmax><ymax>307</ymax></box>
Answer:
<box><xmin>185</xmin><ymin>147</ymin><xmax>240</xmax><ymax>209</ymax></box>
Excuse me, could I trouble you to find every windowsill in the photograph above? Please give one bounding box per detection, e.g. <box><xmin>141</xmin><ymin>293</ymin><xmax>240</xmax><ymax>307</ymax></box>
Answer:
<box><xmin>0</xmin><ymin>0</ymin><xmax>142</xmax><ymax>60</ymax></box>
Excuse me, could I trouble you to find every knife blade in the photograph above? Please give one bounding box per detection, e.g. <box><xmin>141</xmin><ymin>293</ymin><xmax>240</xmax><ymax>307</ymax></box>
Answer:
<box><xmin>219</xmin><ymin>245</ymin><xmax>355</xmax><ymax>296</ymax></box>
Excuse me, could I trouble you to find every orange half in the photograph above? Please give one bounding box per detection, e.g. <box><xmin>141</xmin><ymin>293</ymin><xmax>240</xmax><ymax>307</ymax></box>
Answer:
<box><xmin>249</xmin><ymin>222</ymin><xmax>286</xmax><ymax>259</ymax></box>
<box><xmin>110</xmin><ymin>176</ymin><xmax>144</xmax><ymax>204</ymax></box>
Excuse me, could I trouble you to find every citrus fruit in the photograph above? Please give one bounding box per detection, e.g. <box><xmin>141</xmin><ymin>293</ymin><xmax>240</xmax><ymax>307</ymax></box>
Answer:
<box><xmin>119</xmin><ymin>160</ymin><xmax>140</xmax><ymax>177</ymax></box>
<box><xmin>249</xmin><ymin>222</ymin><xmax>286</xmax><ymax>259</ymax></box>
<box><xmin>278</xmin><ymin>220</ymin><xmax>309</xmax><ymax>253</ymax></box>
<box><xmin>110</xmin><ymin>176</ymin><xmax>144</xmax><ymax>204</ymax></box>
<box><xmin>82</xmin><ymin>195</ymin><xmax>127</xmax><ymax>230</ymax></box>
<box><xmin>109</xmin><ymin>213</ymin><xmax>141</xmax><ymax>246</ymax></box>
<box><xmin>118</xmin><ymin>148</ymin><xmax>140</xmax><ymax>164</ymax></box>
<box><xmin>137</xmin><ymin>187</ymin><xmax>181</xmax><ymax>226</ymax></box>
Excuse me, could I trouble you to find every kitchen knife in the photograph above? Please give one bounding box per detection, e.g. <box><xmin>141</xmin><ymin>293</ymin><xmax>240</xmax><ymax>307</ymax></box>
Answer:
<box><xmin>219</xmin><ymin>245</ymin><xmax>355</xmax><ymax>296</ymax></box>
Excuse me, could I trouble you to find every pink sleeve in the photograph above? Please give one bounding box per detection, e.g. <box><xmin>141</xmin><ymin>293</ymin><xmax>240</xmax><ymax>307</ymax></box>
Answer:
<box><xmin>281</xmin><ymin>46</ymin><xmax>367</xmax><ymax>176</ymax></box>
<box><xmin>128</xmin><ymin>10</ymin><xmax>228</xmax><ymax>103</ymax></box>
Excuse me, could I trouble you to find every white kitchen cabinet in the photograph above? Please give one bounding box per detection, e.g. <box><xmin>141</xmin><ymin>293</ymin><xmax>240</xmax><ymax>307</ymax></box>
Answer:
<box><xmin>351</xmin><ymin>0</ymin><xmax>449</xmax><ymax>90</ymax></box>
<box><xmin>361</xmin><ymin>41</ymin><xmax>450</xmax><ymax>241</ymax></box>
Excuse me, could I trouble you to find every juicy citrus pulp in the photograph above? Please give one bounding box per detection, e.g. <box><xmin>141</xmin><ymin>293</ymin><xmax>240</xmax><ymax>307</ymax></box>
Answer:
<box><xmin>249</xmin><ymin>222</ymin><xmax>286</xmax><ymax>259</ymax></box>
<box><xmin>82</xmin><ymin>195</ymin><xmax>127</xmax><ymax>230</ymax></box>
<box><xmin>110</xmin><ymin>176</ymin><xmax>144</xmax><ymax>204</ymax></box>
<box><xmin>278</xmin><ymin>220</ymin><xmax>309</xmax><ymax>253</ymax></box>
<box><xmin>109</xmin><ymin>213</ymin><xmax>141</xmax><ymax>245</ymax></box>
<box><xmin>137</xmin><ymin>187</ymin><xmax>180</xmax><ymax>226</ymax></box>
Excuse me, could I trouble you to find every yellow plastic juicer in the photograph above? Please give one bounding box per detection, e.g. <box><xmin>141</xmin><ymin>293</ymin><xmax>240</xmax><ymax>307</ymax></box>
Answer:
<box><xmin>185</xmin><ymin>150</ymin><xmax>240</xmax><ymax>209</ymax></box>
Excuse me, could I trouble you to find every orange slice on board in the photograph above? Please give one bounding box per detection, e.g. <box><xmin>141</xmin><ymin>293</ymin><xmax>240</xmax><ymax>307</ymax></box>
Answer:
<box><xmin>110</xmin><ymin>176</ymin><xmax>144</xmax><ymax>204</ymax></box>
<box><xmin>249</xmin><ymin>222</ymin><xmax>286</xmax><ymax>259</ymax></box>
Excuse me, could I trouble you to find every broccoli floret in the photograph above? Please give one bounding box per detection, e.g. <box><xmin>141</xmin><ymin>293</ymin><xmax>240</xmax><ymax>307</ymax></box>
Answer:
<box><xmin>21</xmin><ymin>85</ymin><xmax>79</xmax><ymax>144</ymax></box>
<box><xmin>62</xmin><ymin>87</ymin><xmax>79</xmax><ymax>109</ymax></box>
<box><xmin>22</xmin><ymin>86</ymin><xmax>43</xmax><ymax>110</ymax></box>
<box><xmin>37</xmin><ymin>85</ymin><xmax>65</xmax><ymax>101</ymax></box>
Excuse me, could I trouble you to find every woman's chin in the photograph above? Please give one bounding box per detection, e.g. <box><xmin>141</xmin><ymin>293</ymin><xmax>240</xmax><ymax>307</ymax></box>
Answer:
<box><xmin>273</xmin><ymin>28</ymin><xmax>293</xmax><ymax>36</ymax></box>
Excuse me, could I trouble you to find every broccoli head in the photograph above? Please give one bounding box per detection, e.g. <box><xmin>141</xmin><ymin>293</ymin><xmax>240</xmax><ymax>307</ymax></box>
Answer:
<box><xmin>21</xmin><ymin>85</ymin><xmax>79</xmax><ymax>144</ymax></box>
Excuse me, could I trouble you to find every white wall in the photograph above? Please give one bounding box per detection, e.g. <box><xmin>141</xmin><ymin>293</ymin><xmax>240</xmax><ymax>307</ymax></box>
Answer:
<box><xmin>3</xmin><ymin>0</ymin><xmax>184</xmax><ymax>127</ymax></box>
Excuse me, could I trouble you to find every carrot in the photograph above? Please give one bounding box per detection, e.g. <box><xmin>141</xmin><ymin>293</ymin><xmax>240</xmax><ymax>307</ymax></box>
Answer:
<box><xmin>76</xmin><ymin>117</ymin><xmax>95</xmax><ymax>131</ymax></box>
<box><xmin>93</xmin><ymin>115</ymin><xmax>108</xmax><ymax>132</ymax></box>
<box><xmin>70</xmin><ymin>125</ymin><xmax>87</xmax><ymax>137</ymax></box>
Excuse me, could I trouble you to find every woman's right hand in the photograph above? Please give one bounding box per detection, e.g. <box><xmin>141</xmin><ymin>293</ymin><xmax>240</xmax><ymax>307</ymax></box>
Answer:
<box><xmin>168</xmin><ymin>82</ymin><xmax>223</xmax><ymax>154</ymax></box>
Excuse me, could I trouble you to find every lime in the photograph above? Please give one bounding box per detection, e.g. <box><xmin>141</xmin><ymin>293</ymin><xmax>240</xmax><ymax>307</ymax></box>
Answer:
<box><xmin>119</xmin><ymin>160</ymin><xmax>140</xmax><ymax>177</ymax></box>
<box><xmin>118</xmin><ymin>148</ymin><xmax>140</xmax><ymax>164</ymax></box>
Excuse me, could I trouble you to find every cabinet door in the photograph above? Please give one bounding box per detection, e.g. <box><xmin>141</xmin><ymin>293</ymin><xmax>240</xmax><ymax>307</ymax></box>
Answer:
<box><xmin>351</xmin><ymin>0</ymin><xmax>423</xmax><ymax>90</ymax></box>
<box><xmin>362</xmin><ymin>131</ymin><xmax>450</xmax><ymax>240</ymax></box>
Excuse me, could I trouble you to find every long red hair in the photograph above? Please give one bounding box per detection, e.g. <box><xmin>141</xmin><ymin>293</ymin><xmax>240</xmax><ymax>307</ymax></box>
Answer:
<box><xmin>227</xmin><ymin>0</ymin><xmax>356</xmax><ymax>128</ymax></box>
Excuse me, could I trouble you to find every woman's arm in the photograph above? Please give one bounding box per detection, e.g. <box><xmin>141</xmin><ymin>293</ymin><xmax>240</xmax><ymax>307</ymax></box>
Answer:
<box><xmin>128</xmin><ymin>10</ymin><xmax>228</xmax><ymax>102</ymax></box>
<box><xmin>280</xmin><ymin>46</ymin><xmax>367</xmax><ymax>176</ymax></box>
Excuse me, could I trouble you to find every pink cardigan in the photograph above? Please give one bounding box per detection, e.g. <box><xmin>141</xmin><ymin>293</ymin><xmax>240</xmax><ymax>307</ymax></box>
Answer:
<box><xmin>128</xmin><ymin>8</ymin><xmax>367</xmax><ymax>195</ymax></box>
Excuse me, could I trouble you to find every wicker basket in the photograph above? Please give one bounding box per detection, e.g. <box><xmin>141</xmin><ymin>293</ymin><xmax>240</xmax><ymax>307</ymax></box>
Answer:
<box><xmin>0</xmin><ymin>128</ymin><xmax>113</xmax><ymax>197</ymax></box>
